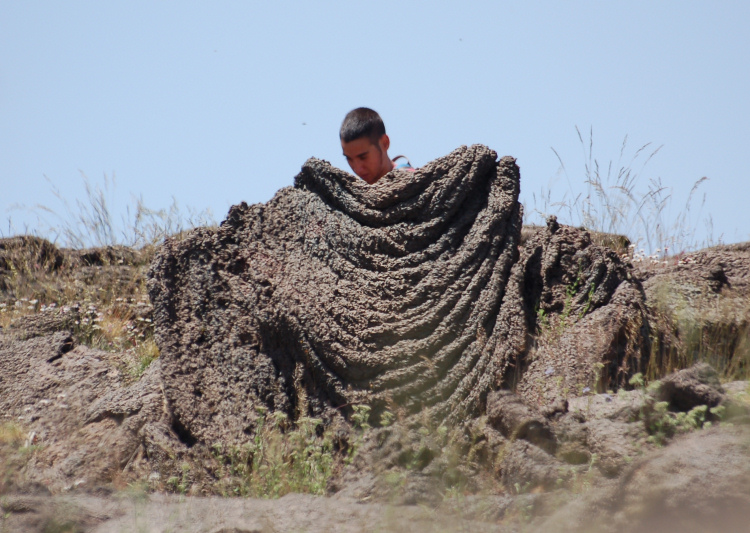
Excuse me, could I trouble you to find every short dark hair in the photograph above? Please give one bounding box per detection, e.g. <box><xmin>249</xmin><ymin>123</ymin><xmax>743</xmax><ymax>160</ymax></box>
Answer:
<box><xmin>339</xmin><ymin>107</ymin><xmax>386</xmax><ymax>144</ymax></box>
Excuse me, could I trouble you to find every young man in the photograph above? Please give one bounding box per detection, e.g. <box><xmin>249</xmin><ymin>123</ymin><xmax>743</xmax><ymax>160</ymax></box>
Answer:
<box><xmin>340</xmin><ymin>107</ymin><xmax>413</xmax><ymax>184</ymax></box>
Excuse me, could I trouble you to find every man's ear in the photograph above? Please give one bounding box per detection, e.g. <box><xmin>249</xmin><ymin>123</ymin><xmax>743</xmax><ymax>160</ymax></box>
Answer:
<box><xmin>380</xmin><ymin>134</ymin><xmax>390</xmax><ymax>152</ymax></box>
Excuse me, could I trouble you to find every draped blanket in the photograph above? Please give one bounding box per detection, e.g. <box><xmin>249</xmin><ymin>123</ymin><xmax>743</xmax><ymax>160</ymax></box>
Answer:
<box><xmin>148</xmin><ymin>145</ymin><xmax>644</xmax><ymax>444</ymax></box>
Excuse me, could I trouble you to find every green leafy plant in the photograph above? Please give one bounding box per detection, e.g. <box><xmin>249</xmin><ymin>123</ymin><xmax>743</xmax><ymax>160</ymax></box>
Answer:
<box><xmin>166</xmin><ymin>462</ymin><xmax>192</xmax><ymax>494</ymax></box>
<box><xmin>209</xmin><ymin>409</ymin><xmax>335</xmax><ymax>498</ymax></box>
<box><xmin>628</xmin><ymin>372</ymin><xmax>721</xmax><ymax>446</ymax></box>
<box><xmin>351</xmin><ymin>404</ymin><xmax>372</xmax><ymax>430</ymax></box>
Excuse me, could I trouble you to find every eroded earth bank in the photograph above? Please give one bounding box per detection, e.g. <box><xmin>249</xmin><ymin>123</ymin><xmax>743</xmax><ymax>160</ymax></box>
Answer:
<box><xmin>2</xmin><ymin>145</ymin><xmax>750</xmax><ymax>532</ymax></box>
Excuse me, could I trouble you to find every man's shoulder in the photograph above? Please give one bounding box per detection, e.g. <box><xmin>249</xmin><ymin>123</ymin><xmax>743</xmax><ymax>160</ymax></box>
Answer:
<box><xmin>392</xmin><ymin>155</ymin><xmax>415</xmax><ymax>171</ymax></box>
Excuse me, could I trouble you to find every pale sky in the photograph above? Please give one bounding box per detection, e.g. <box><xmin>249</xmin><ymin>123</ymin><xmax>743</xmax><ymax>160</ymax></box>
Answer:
<box><xmin>2</xmin><ymin>1</ymin><xmax>748</xmax><ymax>250</ymax></box>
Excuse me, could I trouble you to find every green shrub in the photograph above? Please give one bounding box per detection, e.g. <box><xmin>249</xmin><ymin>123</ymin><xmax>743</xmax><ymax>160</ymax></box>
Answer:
<box><xmin>210</xmin><ymin>410</ymin><xmax>336</xmax><ymax>498</ymax></box>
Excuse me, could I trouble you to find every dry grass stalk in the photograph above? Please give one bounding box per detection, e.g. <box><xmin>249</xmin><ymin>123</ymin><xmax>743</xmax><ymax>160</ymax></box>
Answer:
<box><xmin>529</xmin><ymin>126</ymin><xmax>713</xmax><ymax>254</ymax></box>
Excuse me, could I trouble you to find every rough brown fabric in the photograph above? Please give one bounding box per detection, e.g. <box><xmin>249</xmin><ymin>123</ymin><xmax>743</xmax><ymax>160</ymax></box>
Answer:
<box><xmin>148</xmin><ymin>145</ymin><xmax>526</xmax><ymax>443</ymax></box>
<box><xmin>147</xmin><ymin>144</ymin><xmax>648</xmax><ymax>445</ymax></box>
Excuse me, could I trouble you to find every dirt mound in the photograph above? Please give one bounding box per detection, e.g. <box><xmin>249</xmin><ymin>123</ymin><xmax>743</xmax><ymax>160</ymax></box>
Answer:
<box><xmin>148</xmin><ymin>145</ymin><xmax>645</xmax><ymax>446</ymax></box>
<box><xmin>0</xmin><ymin>329</ymin><xmax>172</xmax><ymax>494</ymax></box>
<box><xmin>512</xmin><ymin>219</ymin><xmax>648</xmax><ymax>407</ymax></box>
<box><xmin>1</xmin><ymin>492</ymin><xmax>505</xmax><ymax>533</ymax></box>
<box><xmin>537</xmin><ymin>425</ymin><xmax>750</xmax><ymax>533</ymax></box>
<box><xmin>637</xmin><ymin>242</ymin><xmax>750</xmax><ymax>377</ymax></box>
<box><xmin>0</xmin><ymin>236</ymin><xmax>64</xmax><ymax>272</ymax></box>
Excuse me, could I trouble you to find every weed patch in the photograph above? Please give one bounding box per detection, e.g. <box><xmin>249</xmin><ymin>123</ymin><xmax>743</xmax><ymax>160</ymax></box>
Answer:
<box><xmin>208</xmin><ymin>409</ymin><xmax>338</xmax><ymax>498</ymax></box>
<box><xmin>0</xmin><ymin>421</ymin><xmax>35</xmax><ymax>493</ymax></box>
<box><xmin>627</xmin><ymin>373</ymin><xmax>726</xmax><ymax>446</ymax></box>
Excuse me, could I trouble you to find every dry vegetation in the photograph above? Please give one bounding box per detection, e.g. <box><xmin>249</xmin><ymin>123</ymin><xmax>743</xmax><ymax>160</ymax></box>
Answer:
<box><xmin>646</xmin><ymin>272</ymin><xmax>750</xmax><ymax>380</ymax></box>
<box><xmin>0</xmin><ymin>237</ymin><xmax>159</xmax><ymax>380</ymax></box>
<box><xmin>526</xmin><ymin>127</ymin><xmax>748</xmax><ymax>382</ymax></box>
<box><xmin>527</xmin><ymin>126</ymin><xmax>714</xmax><ymax>255</ymax></box>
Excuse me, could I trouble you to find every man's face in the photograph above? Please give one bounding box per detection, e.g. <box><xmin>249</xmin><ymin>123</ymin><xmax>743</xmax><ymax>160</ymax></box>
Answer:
<box><xmin>341</xmin><ymin>135</ymin><xmax>391</xmax><ymax>184</ymax></box>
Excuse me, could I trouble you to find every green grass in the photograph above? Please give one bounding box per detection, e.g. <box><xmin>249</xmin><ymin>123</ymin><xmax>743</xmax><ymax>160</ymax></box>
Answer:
<box><xmin>207</xmin><ymin>410</ymin><xmax>336</xmax><ymax>498</ymax></box>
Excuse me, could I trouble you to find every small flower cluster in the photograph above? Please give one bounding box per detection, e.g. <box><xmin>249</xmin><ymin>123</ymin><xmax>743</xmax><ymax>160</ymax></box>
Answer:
<box><xmin>75</xmin><ymin>303</ymin><xmax>102</xmax><ymax>329</ymax></box>
<box><xmin>1</xmin><ymin>298</ymin><xmax>64</xmax><ymax>317</ymax></box>
<box><xmin>1</xmin><ymin>297</ymin><xmax>39</xmax><ymax>323</ymax></box>
<box><xmin>1</xmin><ymin>294</ymin><xmax>155</xmax><ymax>353</ymax></box>
<box><xmin>625</xmin><ymin>244</ymin><xmax>671</xmax><ymax>266</ymax></box>
<box><xmin>73</xmin><ymin>298</ymin><xmax>155</xmax><ymax>351</ymax></box>
<box><xmin>10</xmin><ymin>297</ymin><xmax>40</xmax><ymax>311</ymax></box>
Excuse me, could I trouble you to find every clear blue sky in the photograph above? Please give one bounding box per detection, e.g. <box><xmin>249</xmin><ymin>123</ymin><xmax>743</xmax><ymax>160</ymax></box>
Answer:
<box><xmin>2</xmin><ymin>1</ymin><xmax>748</xmax><ymax>250</ymax></box>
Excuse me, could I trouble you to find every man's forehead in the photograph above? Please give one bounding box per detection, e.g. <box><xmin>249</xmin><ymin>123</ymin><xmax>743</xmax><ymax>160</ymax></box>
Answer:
<box><xmin>342</xmin><ymin>138</ymin><xmax>375</xmax><ymax>157</ymax></box>
<box><xmin>343</xmin><ymin>148</ymin><xmax>372</xmax><ymax>158</ymax></box>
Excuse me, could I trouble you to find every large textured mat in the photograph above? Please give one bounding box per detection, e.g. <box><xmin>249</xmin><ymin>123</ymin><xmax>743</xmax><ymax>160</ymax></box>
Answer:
<box><xmin>148</xmin><ymin>144</ymin><xmax>646</xmax><ymax>444</ymax></box>
<box><xmin>148</xmin><ymin>145</ymin><xmax>526</xmax><ymax>443</ymax></box>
